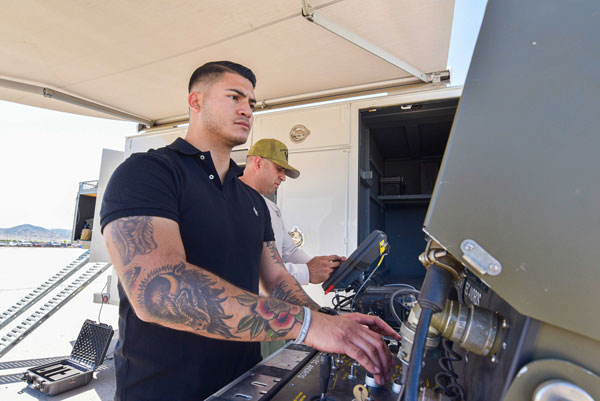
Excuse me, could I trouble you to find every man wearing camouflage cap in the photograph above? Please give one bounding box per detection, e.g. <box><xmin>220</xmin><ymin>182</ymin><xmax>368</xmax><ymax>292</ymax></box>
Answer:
<box><xmin>240</xmin><ymin>139</ymin><xmax>345</xmax><ymax>287</ymax></box>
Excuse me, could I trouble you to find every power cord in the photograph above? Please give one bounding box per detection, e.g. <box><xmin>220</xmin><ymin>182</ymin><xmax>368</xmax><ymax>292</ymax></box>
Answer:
<box><xmin>97</xmin><ymin>280</ymin><xmax>108</xmax><ymax>324</ymax></box>
<box><xmin>389</xmin><ymin>287</ymin><xmax>420</xmax><ymax>326</ymax></box>
<box><xmin>350</xmin><ymin>252</ymin><xmax>387</xmax><ymax>312</ymax></box>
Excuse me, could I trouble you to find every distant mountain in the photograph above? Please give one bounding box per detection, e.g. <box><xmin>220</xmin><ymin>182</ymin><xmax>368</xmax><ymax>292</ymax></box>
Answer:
<box><xmin>0</xmin><ymin>224</ymin><xmax>72</xmax><ymax>241</ymax></box>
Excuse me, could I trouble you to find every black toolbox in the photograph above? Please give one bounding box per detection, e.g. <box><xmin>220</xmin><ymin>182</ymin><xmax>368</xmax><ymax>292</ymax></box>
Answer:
<box><xmin>22</xmin><ymin>319</ymin><xmax>114</xmax><ymax>396</ymax></box>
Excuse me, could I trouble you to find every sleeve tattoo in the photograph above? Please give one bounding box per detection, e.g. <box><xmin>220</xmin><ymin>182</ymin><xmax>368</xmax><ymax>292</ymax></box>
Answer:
<box><xmin>266</xmin><ymin>241</ymin><xmax>320</xmax><ymax>310</ymax></box>
<box><xmin>124</xmin><ymin>261</ymin><xmax>302</xmax><ymax>341</ymax></box>
<box><xmin>271</xmin><ymin>281</ymin><xmax>320</xmax><ymax>310</ymax></box>
<box><xmin>111</xmin><ymin>216</ymin><xmax>157</xmax><ymax>265</ymax></box>
<box><xmin>113</xmin><ymin>221</ymin><xmax>303</xmax><ymax>341</ymax></box>
<box><xmin>234</xmin><ymin>294</ymin><xmax>304</xmax><ymax>340</ymax></box>
<box><xmin>266</xmin><ymin>241</ymin><xmax>284</xmax><ymax>265</ymax></box>
<box><xmin>136</xmin><ymin>262</ymin><xmax>238</xmax><ymax>338</ymax></box>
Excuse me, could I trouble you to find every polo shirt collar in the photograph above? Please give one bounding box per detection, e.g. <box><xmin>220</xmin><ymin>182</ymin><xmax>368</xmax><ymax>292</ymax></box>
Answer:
<box><xmin>167</xmin><ymin>137</ymin><xmax>203</xmax><ymax>156</ymax></box>
<box><xmin>227</xmin><ymin>160</ymin><xmax>244</xmax><ymax>180</ymax></box>
<box><xmin>169</xmin><ymin>137</ymin><xmax>244</xmax><ymax>181</ymax></box>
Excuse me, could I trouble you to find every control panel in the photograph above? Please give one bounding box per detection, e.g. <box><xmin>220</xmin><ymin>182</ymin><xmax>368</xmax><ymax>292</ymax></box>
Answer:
<box><xmin>208</xmin><ymin>340</ymin><xmax>444</xmax><ymax>401</ymax></box>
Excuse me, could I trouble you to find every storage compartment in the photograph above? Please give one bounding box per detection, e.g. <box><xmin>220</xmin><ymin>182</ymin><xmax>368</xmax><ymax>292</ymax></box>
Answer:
<box><xmin>358</xmin><ymin>99</ymin><xmax>458</xmax><ymax>285</ymax></box>
<box><xmin>252</xmin><ymin>103</ymin><xmax>350</xmax><ymax>150</ymax></box>
<box><xmin>22</xmin><ymin>320</ymin><xmax>113</xmax><ymax>396</ymax></box>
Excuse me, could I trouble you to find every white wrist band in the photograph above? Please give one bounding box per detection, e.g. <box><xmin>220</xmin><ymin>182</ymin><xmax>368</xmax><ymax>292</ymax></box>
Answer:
<box><xmin>294</xmin><ymin>307</ymin><xmax>311</xmax><ymax>344</ymax></box>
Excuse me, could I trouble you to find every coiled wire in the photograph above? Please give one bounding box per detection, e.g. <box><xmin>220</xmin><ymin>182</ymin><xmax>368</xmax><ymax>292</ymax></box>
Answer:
<box><xmin>434</xmin><ymin>339</ymin><xmax>465</xmax><ymax>401</ymax></box>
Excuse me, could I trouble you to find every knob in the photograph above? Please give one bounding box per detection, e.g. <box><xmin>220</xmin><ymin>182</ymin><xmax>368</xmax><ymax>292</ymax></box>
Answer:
<box><xmin>392</xmin><ymin>378</ymin><xmax>402</xmax><ymax>394</ymax></box>
<box><xmin>365</xmin><ymin>372</ymin><xmax>379</xmax><ymax>388</ymax></box>
<box><xmin>319</xmin><ymin>353</ymin><xmax>332</xmax><ymax>400</ymax></box>
<box><xmin>348</xmin><ymin>361</ymin><xmax>359</xmax><ymax>380</ymax></box>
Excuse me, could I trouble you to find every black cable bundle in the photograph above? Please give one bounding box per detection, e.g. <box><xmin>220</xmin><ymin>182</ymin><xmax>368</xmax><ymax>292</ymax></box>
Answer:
<box><xmin>403</xmin><ymin>265</ymin><xmax>454</xmax><ymax>401</ymax></box>
<box><xmin>434</xmin><ymin>339</ymin><xmax>465</xmax><ymax>401</ymax></box>
<box><xmin>331</xmin><ymin>292</ymin><xmax>354</xmax><ymax>311</ymax></box>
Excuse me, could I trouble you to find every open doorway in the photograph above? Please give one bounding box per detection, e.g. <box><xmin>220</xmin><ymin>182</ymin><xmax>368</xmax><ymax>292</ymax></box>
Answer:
<box><xmin>358</xmin><ymin>98</ymin><xmax>459</xmax><ymax>286</ymax></box>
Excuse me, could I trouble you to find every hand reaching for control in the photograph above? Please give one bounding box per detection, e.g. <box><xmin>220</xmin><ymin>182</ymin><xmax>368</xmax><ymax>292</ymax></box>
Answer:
<box><xmin>304</xmin><ymin>312</ymin><xmax>401</xmax><ymax>385</ymax></box>
<box><xmin>307</xmin><ymin>255</ymin><xmax>346</xmax><ymax>284</ymax></box>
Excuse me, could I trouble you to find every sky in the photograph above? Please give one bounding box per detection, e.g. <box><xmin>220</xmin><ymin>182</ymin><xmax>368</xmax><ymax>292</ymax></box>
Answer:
<box><xmin>0</xmin><ymin>107</ymin><xmax>135</xmax><ymax>229</ymax></box>
<box><xmin>0</xmin><ymin>0</ymin><xmax>487</xmax><ymax>230</ymax></box>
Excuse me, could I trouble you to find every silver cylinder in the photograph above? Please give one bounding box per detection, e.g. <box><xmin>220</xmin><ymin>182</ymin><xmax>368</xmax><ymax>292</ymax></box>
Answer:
<box><xmin>399</xmin><ymin>316</ymin><xmax>441</xmax><ymax>365</ymax></box>
<box><xmin>430</xmin><ymin>300</ymin><xmax>505</xmax><ymax>357</ymax></box>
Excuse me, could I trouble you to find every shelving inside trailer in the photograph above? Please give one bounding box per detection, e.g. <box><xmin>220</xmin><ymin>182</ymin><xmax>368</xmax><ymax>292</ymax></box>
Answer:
<box><xmin>358</xmin><ymin>98</ymin><xmax>459</xmax><ymax>286</ymax></box>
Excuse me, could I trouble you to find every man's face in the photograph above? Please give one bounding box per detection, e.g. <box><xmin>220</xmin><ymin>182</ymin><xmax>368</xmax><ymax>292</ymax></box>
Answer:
<box><xmin>198</xmin><ymin>72</ymin><xmax>256</xmax><ymax>148</ymax></box>
<box><xmin>258</xmin><ymin>158</ymin><xmax>286</xmax><ymax>195</ymax></box>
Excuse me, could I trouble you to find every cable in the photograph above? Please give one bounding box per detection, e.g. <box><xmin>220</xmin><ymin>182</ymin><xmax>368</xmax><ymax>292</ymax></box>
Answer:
<box><xmin>404</xmin><ymin>260</ymin><xmax>456</xmax><ymax>401</ymax></box>
<box><xmin>97</xmin><ymin>280</ymin><xmax>109</xmax><ymax>324</ymax></box>
<box><xmin>435</xmin><ymin>339</ymin><xmax>465</xmax><ymax>401</ymax></box>
<box><xmin>331</xmin><ymin>293</ymin><xmax>354</xmax><ymax>310</ymax></box>
<box><xmin>403</xmin><ymin>307</ymin><xmax>434</xmax><ymax>401</ymax></box>
<box><xmin>350</xmin><ymin>253</ymin><xmax>387</xmax><ymax>312</ymax></box>
<box><xmin>389</xmin><ymin>288</ymin><xmax>420</xmax><ymax>326</ymax></box>
<box><xmin>384</xmin><ymin>283</ymin><xmax>418</xmax><ymax>288</ymax></box>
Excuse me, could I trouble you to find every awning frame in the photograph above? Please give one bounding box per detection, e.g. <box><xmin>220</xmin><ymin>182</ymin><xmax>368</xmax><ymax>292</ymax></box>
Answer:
<box><xmin>300</xmin><ymin>0</ymin><xmax>436</xmax><ymax>83</ymax></box>
<box><xmin>0</xmin><ymin>77</ymin><xmax>154</xmax><ymax>127</ymax></box>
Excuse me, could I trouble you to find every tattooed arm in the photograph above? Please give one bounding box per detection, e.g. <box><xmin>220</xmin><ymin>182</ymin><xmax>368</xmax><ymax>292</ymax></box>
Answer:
<box><xmin>103</xmin><ymin>216</ymin><xmax>400</xmax><ymax>385</ymax></box>
<box><xmin>103</xmin><ymin>216</ymin><xmax>304</xmax><ymax>342</ymax></box>
<box><xmin>259</xmin><ymin>241</ymin><xmax>320</xmax><ymax>310</ymax></box>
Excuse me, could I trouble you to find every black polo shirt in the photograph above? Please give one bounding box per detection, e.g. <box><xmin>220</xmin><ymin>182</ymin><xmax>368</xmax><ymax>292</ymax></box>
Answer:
<box><xmin>100</xmin><ymin>137</ymin><xmax>274</xmax><ymax>401</ymax></box>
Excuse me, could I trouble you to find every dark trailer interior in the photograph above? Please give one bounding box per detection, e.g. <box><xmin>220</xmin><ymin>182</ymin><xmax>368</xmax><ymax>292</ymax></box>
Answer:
<box><xmin>358</xmin><ymin>98</ymin><xmax>459</xmax><ymax>286</ymax></box>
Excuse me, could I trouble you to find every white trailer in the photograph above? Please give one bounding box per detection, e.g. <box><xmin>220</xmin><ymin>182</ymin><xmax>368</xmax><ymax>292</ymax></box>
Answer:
<box><xmin>120</xmin><ymin>84</ymin><xmax>461</xmax><ymax>305</ymax></box>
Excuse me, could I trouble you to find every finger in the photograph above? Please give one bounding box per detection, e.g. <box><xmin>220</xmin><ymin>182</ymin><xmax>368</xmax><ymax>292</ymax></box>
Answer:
<box><xmin>368</xmin><ymin>339</ymin><xmax>391</xmax><ymax>380</ymax></box>
<box><xmin>347</xmin><ymin>314</ymin><xmax>401</xmax><ymax>340</ymax></box>
<box><xmin>357</xmin><ymin>328</ymin><xmax>392</xmax><ymax>376</ymax></box>
<box><xmin>343</xmin><ymin>342</ymin><xmax>381</xmax><ymax>378</ymax></box>
<box><xmin>348</xmin><ymin>328</ymin><xmax>387</xmax><ymax>377</ymax></box>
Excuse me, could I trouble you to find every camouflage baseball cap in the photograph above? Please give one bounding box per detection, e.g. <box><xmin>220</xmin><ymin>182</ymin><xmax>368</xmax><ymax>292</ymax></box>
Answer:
<box><xmin>247</xmin><ymin>139</ymin><xmax>300</xmax><ymax>178</ymax></box>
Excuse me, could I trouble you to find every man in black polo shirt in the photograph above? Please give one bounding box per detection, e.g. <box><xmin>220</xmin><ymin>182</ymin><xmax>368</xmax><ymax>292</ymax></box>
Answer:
<box><xmin>100</xmin><ymin>61</ymin><xmax>400</xmax><ymax>400</ymax></box>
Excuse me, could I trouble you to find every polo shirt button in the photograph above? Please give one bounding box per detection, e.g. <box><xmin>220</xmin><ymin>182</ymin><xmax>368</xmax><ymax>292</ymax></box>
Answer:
<box><xmin>209</xmin><ymin>174</ymin><xmax>214</xmax><ymax>180</ymax></box>
<box><xmin>200</xmin><ymin>155</ymin><xmax>205</xmax><ymax>160</ymax></box>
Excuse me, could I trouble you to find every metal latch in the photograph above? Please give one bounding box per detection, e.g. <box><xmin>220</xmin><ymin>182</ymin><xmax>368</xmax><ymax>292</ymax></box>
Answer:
<box><xmin>460</xmin><ymin>239</ymin><xmax>502</xmax><ymax>276</ymax></box>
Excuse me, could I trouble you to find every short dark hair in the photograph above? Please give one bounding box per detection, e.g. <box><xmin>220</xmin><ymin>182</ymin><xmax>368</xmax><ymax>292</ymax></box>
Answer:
<box><xmin>188</xmin><ymin>61</ymin><xmax>256</xmax><ymax>92</ymax></box>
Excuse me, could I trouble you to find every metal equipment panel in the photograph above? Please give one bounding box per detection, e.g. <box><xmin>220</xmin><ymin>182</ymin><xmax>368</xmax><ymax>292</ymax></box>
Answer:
<box><xmin>423</xmin><ymin>0</ymin><xmax>600</xmax><ymax>341</ymax></box>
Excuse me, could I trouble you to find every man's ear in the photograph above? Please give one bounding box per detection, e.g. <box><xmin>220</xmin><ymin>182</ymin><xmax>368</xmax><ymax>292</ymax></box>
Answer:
<box><xmin>188</xmin><ymin>91</ymin><xmax>203</xmax><ymax>112</ymax></box>
<box><xmin>253</xmin><ymin>156</ymin><xmax>263</xmax><ymax>170</ymax></box>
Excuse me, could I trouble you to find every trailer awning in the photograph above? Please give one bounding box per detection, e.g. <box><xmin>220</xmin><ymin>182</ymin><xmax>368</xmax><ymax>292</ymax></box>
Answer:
<box><xmin>0</xmin><ymin>0</ymin><xmax>454</xmax><ymax>126</ymax></box>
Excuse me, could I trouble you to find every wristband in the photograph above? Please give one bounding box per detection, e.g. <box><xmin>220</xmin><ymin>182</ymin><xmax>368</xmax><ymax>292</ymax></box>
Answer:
<box><xmin>294</xmin><ymin>307</ymin><xmax>312</xmax><ymax>344</ymax></box>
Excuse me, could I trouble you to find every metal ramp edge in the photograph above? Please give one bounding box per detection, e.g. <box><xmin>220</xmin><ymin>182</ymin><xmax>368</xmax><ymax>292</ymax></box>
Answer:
<box><xmin>0</xmin><ymin>250</ymin><xmax>90</xmax><ymax>331</ymax></box>
<box><xmin>0</xmin><ymin>262</ymin><xmax>112</xmax><ymax>359</ymax></box>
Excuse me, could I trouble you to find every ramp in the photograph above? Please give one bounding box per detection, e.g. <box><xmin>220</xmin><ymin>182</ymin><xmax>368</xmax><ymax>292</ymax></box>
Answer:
<box><xmin>0</xmin><ymin>260</ymin><xmax>112</xmax><ymax>358</ymax></box>
<box><xmin>0</xmin><ymin>251</ymin><xmax>90</xmax><ymax>331</ymax></box>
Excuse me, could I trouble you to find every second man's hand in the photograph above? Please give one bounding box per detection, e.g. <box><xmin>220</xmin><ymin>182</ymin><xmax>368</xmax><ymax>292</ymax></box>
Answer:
<box><xmin>304</xmin><ymin>311</ymin><xmax>401</xmax><ymax>385</ymax></box>
<box><xmin>307</xmin><ymin>255</ymin><xmax>346</xmax><ymax>284</ymax></box>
